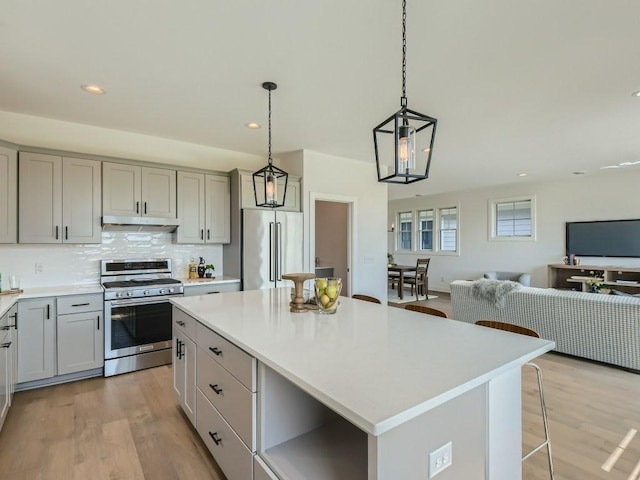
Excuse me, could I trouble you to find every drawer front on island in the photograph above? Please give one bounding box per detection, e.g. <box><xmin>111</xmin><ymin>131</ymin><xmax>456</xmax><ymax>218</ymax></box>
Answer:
<box><xmin>173</xmin><ymin>305</ymin><xmax>197</xmax><ymax>340</ymax></box>
<box><xmin>197</xmin><ymin>323</ymin><xmax>256</xmax><ymax>391</ymax></box>
<box><xmin>196</xmin><ymin>389</ymin><xmax>253</xmax><ymax>480</ymax></box>
<box><xmin>197</xmin><ymin>348</ymin><xmax>255</xmax><ymax>450</ymax></box>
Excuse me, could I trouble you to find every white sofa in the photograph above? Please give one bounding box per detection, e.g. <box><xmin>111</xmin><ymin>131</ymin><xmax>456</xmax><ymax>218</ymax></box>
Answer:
<box><xmin>450</xmin><ymin>280</ymin><xmax>640</xmax><ymax>371</ymax></box>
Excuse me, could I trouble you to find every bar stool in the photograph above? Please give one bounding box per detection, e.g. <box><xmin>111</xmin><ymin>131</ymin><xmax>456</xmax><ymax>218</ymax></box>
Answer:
<box><xmin>475</xmin><ymin>320</ymin><xmax>555</xmax><ymax>479</ymax></box>
<box><xmin>352</xmin><ymin>294</ymin><xmax>382</xmax><ymax>304</ymax></box>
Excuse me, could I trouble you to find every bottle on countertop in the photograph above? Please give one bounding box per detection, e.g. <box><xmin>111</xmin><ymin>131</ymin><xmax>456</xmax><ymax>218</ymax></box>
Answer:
<box><xmin>188</xmin><ymin>262</ymin><xmax>198</xmax><ymax>279</ymax></box>
<box><xmin>197</xmin><ymin>257</ymin><xmax>206</xmax><ymax>278</ymax></box>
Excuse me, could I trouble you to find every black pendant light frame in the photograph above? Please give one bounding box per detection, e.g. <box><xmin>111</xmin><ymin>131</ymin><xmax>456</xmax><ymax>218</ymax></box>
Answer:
<box><xmin>374</xmin><ymin>0</ymin><xmax>438</xmax><ymax>184</ymax></box>
<box><xmin>253</xmin><ymin>81</ymin><xmax>288</xmax><ymax>208</ymax></box>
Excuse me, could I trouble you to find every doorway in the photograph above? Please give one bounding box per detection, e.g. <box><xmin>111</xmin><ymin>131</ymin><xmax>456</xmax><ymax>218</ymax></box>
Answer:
<box><xmin>311</xmin><ymin>197</ymin><xmax>353</xmax><ymax>297</ymax></box>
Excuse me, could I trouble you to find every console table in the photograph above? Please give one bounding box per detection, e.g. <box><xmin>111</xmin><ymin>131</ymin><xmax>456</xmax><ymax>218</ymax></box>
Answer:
<box><xmin>548</xmin><ymin>264</ymin><xmax>640</xmax><ymax>293</ymax></box>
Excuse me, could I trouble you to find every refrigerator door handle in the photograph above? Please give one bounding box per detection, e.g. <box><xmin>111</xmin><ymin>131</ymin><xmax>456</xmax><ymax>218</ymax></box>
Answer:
<box><xmin>269</xmin><ymin>222</ymin><xmax>275</xmax><ymax>282</ymax></box>
<box><xmin>277</xmin><ymin>222</ymin><xmax>283</xmax><ymax>281</ymax></box>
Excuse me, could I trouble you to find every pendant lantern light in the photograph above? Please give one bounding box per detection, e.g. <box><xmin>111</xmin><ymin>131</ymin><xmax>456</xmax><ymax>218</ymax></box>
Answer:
<box><xmin>253</xmin><ymin>81</ymin><xmax>288</xmax><ymax>208</ymax></box>
<box><xmin>374</xmin><ymin>0</ymin><xmax>437</xmax><ymax>184</ymax></box>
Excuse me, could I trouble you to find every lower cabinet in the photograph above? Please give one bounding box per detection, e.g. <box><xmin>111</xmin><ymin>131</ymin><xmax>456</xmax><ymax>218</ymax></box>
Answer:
<box><xmin>173</xmin><ymin>306</ymin><xmax>257</xmax><ymax>479</ymax></box>
<box><xmin>18</xmin><ymin>294</ymin><xmax>104</xmax><ymax>387</ymax></box>
<box><xmin>1</xmin><ymin>303</ymin><xmax>17</xmax><ymax>432</ymax></box>
<box><xmin>183</xmin><ymin>281</ymin><xmax>241</xmax><ymax>297</ymax></box>
<box><xmin>17</xmin><ymin>298</ymin><xmax>56</xmax><ymax>383</ymax></box>
<box><xmin>173</xmin><ymin>328</ymin><xmax>196</xmax><ymax>424</ymax></box>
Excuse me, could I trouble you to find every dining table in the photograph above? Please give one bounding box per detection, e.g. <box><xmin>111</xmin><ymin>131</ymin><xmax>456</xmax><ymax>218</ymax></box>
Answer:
<box><xmin>387</xmin><ymin>264</ymin><xmax>416</xmax><ymax>300</ymax></box>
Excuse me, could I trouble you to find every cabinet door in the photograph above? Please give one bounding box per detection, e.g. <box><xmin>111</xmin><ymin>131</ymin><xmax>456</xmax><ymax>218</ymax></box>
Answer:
<box><xmin>176</xmin><ymin>171</ymin><xmax>205</xmax><ymax>244</ymax></box>
<box><xmin>18</xmin><ymin>152</ymin><xmax>63</xmax><ymax>243</ymax></box>
<box><xmin>173</xmin><ymin>329</ymin><xmax>196</xmax><ymax>424</ymax></box>
<box><xmin>62</xmin><ymin>157</ymin><xmax>102</xmax><ymax>243</ymax></box>
<box><xmin>205</xmin><ymin>174</ymin><xmax>230</xmax><ymax>243</ymax></box>
<box><xmin>0</xmin><ymin>146</ymin><xmax>17</xmax><ymax>244</ymax></box>
<box><xmin>0</xmin><ymin>330</ymin><xmax>8</xmax><ymax>431</ymax></box>
<box><xmin>17</xmin><ymin>298</ymin><xmax>56</xmax><ymax>383</ymax></box>
<box><xmin>8</xmin><ymin>306</ymin><xmax>17</xmax><ymax>400</ymax></box>
<box><xmin>141</xmin><ymin>167</ymin><xmax>176</xmax><ymax>219</ymax></box>
<box><xmin>102</xmin><ymin>162</ymin><xmax>141</xmax><ymax>217</ymax></box>
<box><xmin>57</xmin><ymin>310</ymin><xmax>103</xmax><ymax>375</ymax></box>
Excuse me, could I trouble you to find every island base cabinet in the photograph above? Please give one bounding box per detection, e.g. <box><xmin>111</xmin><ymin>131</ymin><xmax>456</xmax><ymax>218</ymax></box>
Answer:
<box><xmin>196</xmin><ymin>389</ymin><xmax>253</xmax><ymax>480</ymax></box>
<box><xmin>173</xmin><ymin>329</ymin><xmax>196</xmax><ymax>424</ymax></box>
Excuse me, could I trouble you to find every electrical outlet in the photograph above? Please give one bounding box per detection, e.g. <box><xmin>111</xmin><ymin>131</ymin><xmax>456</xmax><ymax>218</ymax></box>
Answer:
<box><xmin>429</xmin><ymin>441</ymin><xmax>452</xmax><ymax>478</ymax></box>
<box><xmin>35</xmin><ymin>263</ymin><xmax>44</xmax><ymax>274</ymax></box>
<box><xmin>440</xmin><ymin>276</ymin><xmax>445</xmax><ymax>282</ymax></box>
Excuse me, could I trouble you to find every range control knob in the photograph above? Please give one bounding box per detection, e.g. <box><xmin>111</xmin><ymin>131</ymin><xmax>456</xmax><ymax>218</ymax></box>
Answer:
<box><xmin>143</xmin><ymin>290</ymin><xmax>150</xmax><ymax>296</ymax></box>
<box><xmin>159</xmin><ymin>288</ymin><xmax>166</xmax><ymax>295</ymax></box>
<box><xmin>168</xmin><ymin>287</ymin><xmax>174</xmax><ymax>293</ymax></box>
<box><xmin>127</xmin><ymin>291</ymin><xmax>134</xmax><ymax>297</ymax></box>
<box><xmin>115</xmin><ymin>292</ymin><xmax>122</xmax><ymax>298</ymax></box>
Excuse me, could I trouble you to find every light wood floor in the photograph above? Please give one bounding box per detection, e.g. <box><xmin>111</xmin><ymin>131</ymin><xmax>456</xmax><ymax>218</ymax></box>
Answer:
<box><xmin>1</xmin><ymin>294</ymin><xmax>639</xmax><ymax>479</ymax></box>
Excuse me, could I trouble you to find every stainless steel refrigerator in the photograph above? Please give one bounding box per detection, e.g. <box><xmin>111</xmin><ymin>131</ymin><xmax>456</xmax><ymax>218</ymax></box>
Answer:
<box><xmin>242</xmin><ymin>209</ymin><xmax>303</xmax><ymax>290</ymax></box>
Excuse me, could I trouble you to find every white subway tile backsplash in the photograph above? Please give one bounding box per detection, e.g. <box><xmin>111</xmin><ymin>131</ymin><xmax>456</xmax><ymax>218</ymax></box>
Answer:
<box><xmin>0</xmin><ymin>232</ymin><xmax>224</xmax><ymax>289</ymax></box>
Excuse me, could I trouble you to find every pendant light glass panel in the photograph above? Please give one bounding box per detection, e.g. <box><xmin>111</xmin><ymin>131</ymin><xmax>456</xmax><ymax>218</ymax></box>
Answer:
<box><xmin>374</xmin><ymin>108</ymin><xmax>437</xmax><ymax>184</ymax></box>
<box><xmin>253</xmin><ymin>164</ymin><xmax>288</xmax><ymax>208</ymax></box>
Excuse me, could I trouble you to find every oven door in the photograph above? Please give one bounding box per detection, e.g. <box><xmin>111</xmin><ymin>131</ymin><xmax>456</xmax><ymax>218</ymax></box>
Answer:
<box><xmin>104</xmin><ymin>296</ymin><xmax>178</xmax><ymax>359</ymax></box>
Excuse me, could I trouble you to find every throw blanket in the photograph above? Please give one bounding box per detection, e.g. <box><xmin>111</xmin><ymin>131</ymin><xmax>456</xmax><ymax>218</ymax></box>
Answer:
<box><xmin>472</xmin><ymin>279</ymin><xmax>521</xmax><ymax>308</ymax></box>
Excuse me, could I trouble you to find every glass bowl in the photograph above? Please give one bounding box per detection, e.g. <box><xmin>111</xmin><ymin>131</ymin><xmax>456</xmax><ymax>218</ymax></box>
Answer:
<box><xmin>314</xmin><ymin>277</ymin><xmax>342</xmax><ymax>314</ymax></box>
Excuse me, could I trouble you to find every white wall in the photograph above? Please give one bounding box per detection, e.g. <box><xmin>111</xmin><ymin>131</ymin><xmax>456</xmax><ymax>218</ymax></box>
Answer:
<box><xmin>0</xmin><ymin>232</ymin><xmax>223</xmax><ymax>289</ymax></box>
<box><xmin>301</xmin><ymin>150</ymin><xmax>387</xmax><ymax>301</ymax></box>
<box><xmin>389</xmin><ymin>169</ymin><xmax>640</xmax><ymax>292</ymax></box>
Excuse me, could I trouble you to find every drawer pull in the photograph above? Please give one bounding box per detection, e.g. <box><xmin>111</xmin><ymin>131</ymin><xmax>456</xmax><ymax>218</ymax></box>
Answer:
<box><xmin>71</xmin><ymin>303</ymin><xmax>90</xmax><ymax>307</ymax></box>
<box><xmin>206</xmin><ymin>291</ymin><xmax>221</xmax><ymax>295</ymax></box>
<box><xmin>209</xmin><ymin>431</ymin><xmax>222</xmax><ymax>445</ymax></box>
<box><xmin>209</xmin><ymin>347</ymin><xmax>222</xmax><ymax>356</ymax></box>
<box><xmin>209</xmin><ymin>384</ymin><xmax>223</xmax><ymax>395</ymax></box>
<box><xmin>0</xmin><ymin>326</ymin><xmax>10</xmax><ymax>331</ymax></box>
<box><xmin>176</xmin><ymin>320</ymin><xmax>186</xmax><ymax>327</ymax></box>
<box><xmin>0</xmin><ymin>342</ymin><xmax>11</xmax><ymax>349</ymax></box>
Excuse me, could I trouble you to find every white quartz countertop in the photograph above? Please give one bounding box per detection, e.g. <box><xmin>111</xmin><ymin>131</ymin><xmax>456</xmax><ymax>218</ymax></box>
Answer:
<box><xmin>180</xmin><ymin>276</ymin><xmax>240</xmax><ymax>286</ymax></box>
<box><xmin>0</xmin><ymin>284</ymin><xmax>103</xmax><ymax>317</ymax></box>
<box><xmin>171</xmin><ymin>288</ymin><xmax>554</xmax><ymax>436</ymax></box>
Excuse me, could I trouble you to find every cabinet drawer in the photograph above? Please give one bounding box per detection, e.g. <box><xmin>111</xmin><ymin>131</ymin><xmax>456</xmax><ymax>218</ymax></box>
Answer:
<box><xmin>57</xmin><ymin>294</ymin><xmax>103</xmax><ymax>315</ymax></box>
<box><xmin>196</xmin><ymin>323</ymin><xmax>256</xmax><ymax>391</ymax></box>
<box><xmin>172</xmin><ymin>306</ymin><xmax>196</xmax><ymax>340</ymax></box>
<box><xmin>197</xmin><ymin>347</ymin><xmax>255</xmax><ymax>451</ymax></box>
<box><xmin>183</xmin><ymin>282</ymin><xmax>240</xmax><ymax>297</ymax></box>
<box><xmin>196</xmin><ymin>389</ymin><xmax>253</xmax><ymax>480</ymax></box>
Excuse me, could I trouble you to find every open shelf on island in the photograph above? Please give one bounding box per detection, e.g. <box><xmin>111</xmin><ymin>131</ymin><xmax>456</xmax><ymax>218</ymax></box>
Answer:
<box><xmin>262</xmin><ymin>419</ymin><xmax>367</xmax><ymax>480</ymax></box>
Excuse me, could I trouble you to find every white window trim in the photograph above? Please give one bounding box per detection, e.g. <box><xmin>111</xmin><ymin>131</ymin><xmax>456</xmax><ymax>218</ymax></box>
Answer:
<box><xmin>396</xmin><ymin>211</ymin><xmax>414</xmax><ymax>252</ymax></box>
<box><xmin>416</xmin><ymin>209</ymin><xmax>434</xmax><ymax>252</ymax></box>
<box><xmin>391</xmin><ymin>204</ymin><xmax>461</xmax><ymax>256</ymax></box>
<box><xmin>488</xmin><ymin>194</ymin><xmax>536</xmax><ymax>242</ymax></box>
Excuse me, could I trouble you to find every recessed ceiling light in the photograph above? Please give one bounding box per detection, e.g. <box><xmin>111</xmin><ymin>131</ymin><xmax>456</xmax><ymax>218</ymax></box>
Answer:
<box><xmin>245</xmin><ymin>122</ymin><xmax>261</xmax><ymax>129</ymax></box>
<box><xmin>81</xmin><ymin>84</ymin><xmax>105</xmax><ymax>95</ymax></box>
<box><xmin>517</xmin><ymin>173</ymin><xmax>527</xmax><ymax>177</ymax></box>
<box><xmin>632</xmin><ymin>90</ymin><xmax>640</xmax><ymax>97</ymax></box>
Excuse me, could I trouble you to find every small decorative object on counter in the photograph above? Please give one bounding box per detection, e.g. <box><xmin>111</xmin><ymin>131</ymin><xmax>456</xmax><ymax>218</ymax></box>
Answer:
<box><xmin>205</xmin><ymin>264</ymin><xmax>215</xmax><ymax>278</ymax></box>
<box><xmin>197</xmin><ymin>257</ymin><xmax>206</xmax><ymax>278</ymax></box>
<box><xmin>282</xmin><ymin>272</ymin><xmax>316</xmax><ymax>313</ymax></box>
<box><xmin>315</xmin><ymin>277</ymin><xmax>342</xmax><ymax>314</ymax></box>
<box><xmin>188</xmin><ymin>261</ymin><xmax>198</xmax><ymax>279</ymax></box>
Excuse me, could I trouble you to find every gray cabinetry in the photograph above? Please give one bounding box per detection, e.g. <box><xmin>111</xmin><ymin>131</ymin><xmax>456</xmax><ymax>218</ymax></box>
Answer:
<box><xmin>176</xmin><ymin>171</ymin><xmax>230</xmax><ymax>244</ymax></box>
<box><xmin>56</xmin><ymin>294</ymin><xmax>103</xmax><ymax>375</ymax></box>
<box><xmin>17</xmin><ymin>298</ymin><xmax>56</xmax><ymax>382</ymax></box>
<box><xmin>0</xmin><ymin>303</ymin><xmax>17</xmax><ymax>432</ymax></box>
<box><xmin>103</xmin><ymin>162</ymin><xmax>176</xmax><ymax>220</ymax></box>
<box><xmin>173</xmin><ymin>307</ymin><xmax>196</xmax><ymax>424</ymax></box>
<box><xmin>0</xmin><ymin>146</ymin><xmax>17</xmax><ymax>244</ymax></box>
<box><xmin>18</xmin><ymin>152</ymin><xmax>101</xmax><ymax>244</ymax></box>
<box><xmin>183</xmin><ymin>282</ymin><xmax>240</xmax><ymax>297</ymax></box>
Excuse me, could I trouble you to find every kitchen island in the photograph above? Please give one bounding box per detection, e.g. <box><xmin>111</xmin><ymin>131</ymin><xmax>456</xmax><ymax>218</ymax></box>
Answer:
<box><xmin>171</xmin><ymin>287</ymin><xmax>554</xmax><ymax>480</ymax></box>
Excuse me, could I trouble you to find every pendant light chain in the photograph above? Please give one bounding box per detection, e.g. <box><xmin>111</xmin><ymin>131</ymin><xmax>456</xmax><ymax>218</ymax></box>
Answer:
<box><xmin>401</xmin><ymin>0</ymin><xmax>407</xmax><ymax>104</ymax></box>
<box><xmin>268</xmin><ymin>88</ymin><xmax>273</xmax><ymax>165</ymax></box>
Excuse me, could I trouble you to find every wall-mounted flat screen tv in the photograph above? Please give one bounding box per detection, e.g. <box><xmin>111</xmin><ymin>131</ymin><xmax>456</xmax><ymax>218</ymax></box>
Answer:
<box><xmin>566</xmin><ymin>219</ymin><xmax>640</xmax><ymax>258</ymax></box>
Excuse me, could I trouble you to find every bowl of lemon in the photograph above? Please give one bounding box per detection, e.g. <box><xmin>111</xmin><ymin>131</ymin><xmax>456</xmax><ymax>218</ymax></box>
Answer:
<box><xmin>314</xmin><ymin>277</ymin><xmax>342</xmax><ymax>314</ymax></box>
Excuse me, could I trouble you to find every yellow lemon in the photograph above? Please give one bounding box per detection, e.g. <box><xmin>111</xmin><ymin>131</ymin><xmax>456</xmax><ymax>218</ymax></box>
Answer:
<box><xmin>325</xmin><ymin>285</ymin><xmax>337</xmax><ymax>300</ymax></box>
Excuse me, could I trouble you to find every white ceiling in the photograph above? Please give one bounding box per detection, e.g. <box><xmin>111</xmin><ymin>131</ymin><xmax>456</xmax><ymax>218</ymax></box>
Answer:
<box><xmin>1</xmin><ymin>0</ymin><xmax>640</xmax><ymax>200</ymax></box>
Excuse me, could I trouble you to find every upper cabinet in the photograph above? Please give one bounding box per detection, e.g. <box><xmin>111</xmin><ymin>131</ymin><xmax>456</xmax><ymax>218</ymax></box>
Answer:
<box><xmin>19</xmin><ymin>152</ymin><xmax>102</xmax><ymax>244</ymax></box>
<box><xmin>103</xmin><ymin>162</ymin><xmax>176</xmax><ymax>220</ymax></box>
<box><xmin>0</xmin><ymin>146</ymin><xmax>17</xmax><ymax>244</ymax></box>
<box><xmin>176</xmin><ymin>172</ymin><xmax>230</xmax><ymax>244</ymax></box>
<box><xmin>239</xmin><ymin>172</ymin><xmax>300</xmax><ymax>212</ymax></box>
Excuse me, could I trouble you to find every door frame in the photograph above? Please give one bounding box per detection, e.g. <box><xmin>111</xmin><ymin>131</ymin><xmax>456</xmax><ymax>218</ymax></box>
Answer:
<box><xmin>309</xmin><ymin>192</ymin><xmax>356</xmax><ymax>297</ymax></box>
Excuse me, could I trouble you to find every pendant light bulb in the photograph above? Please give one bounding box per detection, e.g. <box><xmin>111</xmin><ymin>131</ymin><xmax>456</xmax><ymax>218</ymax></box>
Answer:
<box><xmin>398</xmin><ymin>124</ymin><xmax>415</xmax><ymax>172</ymax></box>
<box><xmin>265</xmin><ymin>172</ymin><xmax>277</xmax><ymax>205</ymax></box>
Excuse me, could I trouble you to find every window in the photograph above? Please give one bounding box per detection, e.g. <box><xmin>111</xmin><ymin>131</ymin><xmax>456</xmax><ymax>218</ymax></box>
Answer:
<box><xmin>417</xmin><ymin>209</ymin><xmax>434</xmax><ymax>250</ymax></box>
<box><xmin>439</xmin><ymin>207</ymin><xmax>457</xmax><ymax>252</ymax></box>
<box><xmin>398</xmin><ymin>212</ymin><xmax>412</xmax><ymax>250</ymax></box>
<box><xmin>490</xmin><ymin>196</ymin><xmax>535</xmax><ymax>240</ymax></box>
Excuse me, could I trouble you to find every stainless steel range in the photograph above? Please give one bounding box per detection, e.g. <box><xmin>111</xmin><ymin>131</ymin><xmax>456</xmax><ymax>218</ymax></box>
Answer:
<box><xmin>101</xmin><ymin>258</ymin><xmax>183</xmax><ymax>377</ymax></box>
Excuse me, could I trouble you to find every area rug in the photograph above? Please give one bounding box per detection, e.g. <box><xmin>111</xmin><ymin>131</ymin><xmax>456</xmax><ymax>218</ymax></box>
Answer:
<box><xmin>387</xmin><ymin>290</ymin><xmax>439</xmax><ymax>304</ymax></box>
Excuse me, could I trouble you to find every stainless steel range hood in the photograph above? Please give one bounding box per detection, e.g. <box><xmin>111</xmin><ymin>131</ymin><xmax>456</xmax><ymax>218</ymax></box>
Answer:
<box><xmin>102</xmin><ymin>215</ymin><xmax>180</xmax><ymax>233</ymax></box>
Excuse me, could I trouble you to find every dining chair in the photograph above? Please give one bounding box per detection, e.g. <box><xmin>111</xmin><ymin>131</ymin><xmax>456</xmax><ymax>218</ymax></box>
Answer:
<box><xmin>352</xmin><ymin>294</ymin><xmax>382</xmax><ymax>304</ymax></box>
<box><xmin>404</xmin><ymin>258</ymin><xmax>430</xmax><ymax>300</ymax></box>
<box><xmin>475</xmin><ymin>320</ymin><xmax>554</xmax><ymax>479</ymax></box>
<box><xmin>404</xmin><ymin>304</ymin><xmax>448</xmax><ymax>318</ymax></box>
